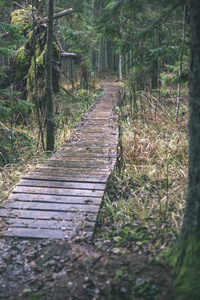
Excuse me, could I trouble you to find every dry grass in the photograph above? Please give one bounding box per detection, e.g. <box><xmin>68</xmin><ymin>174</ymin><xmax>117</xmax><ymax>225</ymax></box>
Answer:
<box><xmin>98</xmin><ymin>88</ymin><xmax>188</xmax><ymax>253</ymax></box>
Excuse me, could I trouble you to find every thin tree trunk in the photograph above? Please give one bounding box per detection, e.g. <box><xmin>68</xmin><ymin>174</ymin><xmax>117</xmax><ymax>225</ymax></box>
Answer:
<box><xmin>119</xmin><ymin>53</ymin><xmax>122</xmax><ymax>80</ymax></box>
<box><xmin>98</xmin><ymin>38</ymin><xmax>102</xmax><ymax>72</ymax></box>
<box><xmin>176</xmin><ymin>5</ymin><xmax>186</xmax><ymax>121</ymax></box>
<box><xmin>31</xmin><ymin>0</ymin><xmax>45</xmax><ymax>150</ymax></box>
<box><xmin>119</xmin><ymin>11</ymin><xmax>123</xmax><ymax>80</ymax></box>
<box><xmin>181</xmin><ymin>0</ymin><xmax>200</xmax><ymax>234</ymax></box>
<box><xmin>45</xmin><ymin>0</ymin><xmax>55</xmax><ymax>152</ymax></box>
<box><xmin>126</xmin><ymin>53</ymin><xmax>128</xmax><ymax>76</ymax></box>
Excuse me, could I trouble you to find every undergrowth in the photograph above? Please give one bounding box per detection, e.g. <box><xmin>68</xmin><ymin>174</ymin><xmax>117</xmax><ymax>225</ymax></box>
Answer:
<box><xmin>0</xmin><ymin>79</ymin><xmax>102</xmax><ymax>204</ymax></box>
<box><xmin>97</xmin><ymin>82</ymin><xmax>188</xmax><ymax>254</ymax></box>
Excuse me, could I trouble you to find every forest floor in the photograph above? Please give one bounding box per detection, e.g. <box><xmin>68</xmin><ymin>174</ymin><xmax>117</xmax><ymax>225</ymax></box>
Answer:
<box><xmin>0</xmin><ymin>75</ymin><xmax>185</xmax><ymax>300</ymax></box>
<box><xmin>0</xmin><ymin>218</ymin><xmax>176</xmax><ymax>300</ymax></box>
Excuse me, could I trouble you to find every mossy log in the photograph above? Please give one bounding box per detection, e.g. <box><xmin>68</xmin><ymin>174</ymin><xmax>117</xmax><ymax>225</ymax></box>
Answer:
<box><xmin>1</xmin><ymin>6</ymin><xmax>75</xmax><ymax>114</ymax></box>
<box><xmin>11</xmin><ymin>9</ymin><xmax>61</xmax><ymax>113</ymax></box>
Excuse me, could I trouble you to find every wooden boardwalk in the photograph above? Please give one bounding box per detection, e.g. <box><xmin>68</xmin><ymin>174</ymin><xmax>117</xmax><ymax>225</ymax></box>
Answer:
<box><xmin>0</xmin><ymin>75</ymin><xmax>120</xmax><ymax>239</ymax></box>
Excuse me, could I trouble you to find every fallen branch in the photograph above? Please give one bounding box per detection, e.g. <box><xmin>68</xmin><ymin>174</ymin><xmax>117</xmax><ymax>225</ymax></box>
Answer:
<box><xmin>61</xmin><ymin>86</ymin><xmax>75</xmax><ymax>99</ymax></box>
<box><xmin>13</xmin><ymin>2</ymin><xmax>25</xmax><ymax>9</ymax></box>
<box><xmin>59</xmin><ymin>67</ymin><xmax>73</xmax><ymax>82</ymax></box>
<box><xmin>41</xmin><ymin>8</ymin><xmax>74</xmax><ymax>22</ymax></box>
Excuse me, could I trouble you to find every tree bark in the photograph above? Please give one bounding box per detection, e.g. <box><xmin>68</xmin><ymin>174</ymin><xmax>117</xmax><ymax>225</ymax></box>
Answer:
<box><xmin>119</xmin><ymin>11</ymin><xmax>123</xmax><ymax>80</ymax></box>
<box><xmin>45</xmin><ymin>0</ymin><xmax>55</xmax><ymax>152</ymax></box>
<box><xmin>119</xmin><ymin>53</ymin><xmax>122</xmax><ymax>81</ymax></box>
<box><xmin>166</xmin><ymin>2</ymin><xmax>200</xmax><ymax>299</ymax></box>
<box><xmin>176</xmin><ymin>5</ymin><xmax>186</xmax><ymax>121</ymax></box>
<box><xmin>182</xmin><ymin>0</ymin><xmax>200</xmax><ymax>233</ymax></box>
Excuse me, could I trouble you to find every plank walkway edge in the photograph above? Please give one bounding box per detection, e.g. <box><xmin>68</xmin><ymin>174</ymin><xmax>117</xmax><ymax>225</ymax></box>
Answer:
<box><xmin>0</xmin><ymin>74</ymin><xmax>121</xmax><ymax>239</ymax></box>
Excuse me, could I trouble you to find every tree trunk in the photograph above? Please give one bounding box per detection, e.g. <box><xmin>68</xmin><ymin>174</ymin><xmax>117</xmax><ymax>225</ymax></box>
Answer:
<box><xmin>176</xmin><ymin>5</ymin><xmax>186</xmax><ymax>121</ymax></box>
<box><xmin>98</xmin><ymin>38</ymin><xmax>102</xmax><ymax>72</ymax></box>
<box><xmin>119</xmin><ymin>11</ymin><xmax>123</xmax><ymax>80</ymax></box>
<box><xmin>31</xmin><ymin>0</ymin><xmax>45</xmax><ymax>150</ymax></box>
<box><xmin>119</xmin><ymin>53</ymin><xmax>122</xmax><ymax>80</ymax></box>
<box><xmin>166</xmin><ymin>2</ymin><xmax>200</xmax><ymax>299</ymax></box>
<box><xmin>182</xmin><ymin>0</ymin><xmax>200</xmax><ymax>234</ymax></box>
<box><xmin>45</xmin><ymin>0</ymin><xmax>55</xmax><ymax>152</ymax></box>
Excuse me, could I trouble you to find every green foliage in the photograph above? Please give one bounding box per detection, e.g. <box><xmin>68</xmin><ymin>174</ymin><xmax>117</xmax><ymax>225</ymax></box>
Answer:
<box><xmin>30</xmin><ymin>290</ymin><xmax>46</xmax><ymax>300</ymax></box>
<box><xmin>57</xmin><ymin>0</ymin><xmax>94</xmax><ymax>54</ymax></box>
<box><xmin>0</xmin><ymin>88</ymin><xmax>34</xmax><ymax>123</ymax></box>
<box><xmin>0</xmin><ymin>21</ymin><xmax>27</xmax><ymax>57</ymax></box>
<box><xmin>60</xmin><ymin>28</ymin><xmax>90</xmax><ymax>53</ymax></box>
<box><xmin>109</xmin><ymin>264</ymin><xmax>159</xmax><ymax>299</ymax></box>
<box><xmin>0</xmin><ymin>99</ymin><xmax>11</xmax><ymax>121</ymax></box>
<box><xmin>132</xmin><ymin>278</ymin><xmax>159</xmax><ymax>299</ymax></box>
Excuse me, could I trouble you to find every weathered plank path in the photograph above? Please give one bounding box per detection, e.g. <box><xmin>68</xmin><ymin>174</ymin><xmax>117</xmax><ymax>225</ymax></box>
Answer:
<box><xmin>0</xmin><ymin>75</ymin><xmax>121</xmax><ymax>239</ymax></box>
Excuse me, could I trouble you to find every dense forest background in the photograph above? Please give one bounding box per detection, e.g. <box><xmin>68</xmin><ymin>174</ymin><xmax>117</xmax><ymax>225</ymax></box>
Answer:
<box><xmin>1</xmin><ymin>0</ymin><xmax>197</xmax><ymax>299</ymax></box>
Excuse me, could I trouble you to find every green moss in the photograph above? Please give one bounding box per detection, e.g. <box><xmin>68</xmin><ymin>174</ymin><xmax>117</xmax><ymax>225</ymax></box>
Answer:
<box><xmin>53</xmin><ymin>42</ymin><xmax>60</xmax><ymax>59</ymax></box>
<box><xmin>10</xmin><ymin>9</ymin><xmax>32</xmax><ymax>36</ymax></box>
<box><xmin>14</xmin><ymin>45</ymin><xmax>30</xmax><ymax>81</ymax></box>
<box><xmin>11</xmin><ymin>9</ymin><xmax>61</xmax><ymax>106</ymax></box>
<box><xmin>162</xmin><ymin>231</ymin><xmax>200</xmax><ymax>300</ymax></box>
<box><xmin>27</xmin><ymin>30</ymin><xmax>34</xmax><ymax>45</ymax></box>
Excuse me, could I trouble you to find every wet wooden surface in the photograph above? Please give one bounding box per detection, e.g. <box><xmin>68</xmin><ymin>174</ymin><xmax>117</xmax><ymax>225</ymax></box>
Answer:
<box><xmin>0</xmin><ymin>75</ymin><xmax>120</xmax><ymax>239</ymax></box>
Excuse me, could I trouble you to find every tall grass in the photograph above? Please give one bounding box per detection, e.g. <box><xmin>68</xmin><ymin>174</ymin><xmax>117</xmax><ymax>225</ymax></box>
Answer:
<box><xmin>98</xmin><ymin>83</ymin><xmax>188</xmax><ymax>253</ymax></box>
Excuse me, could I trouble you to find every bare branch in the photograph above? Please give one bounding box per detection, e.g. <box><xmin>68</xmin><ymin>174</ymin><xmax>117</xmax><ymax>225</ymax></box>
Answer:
<box><xmin>61</xmin><ymin>86</ymin><xmax>75</xmax><ymax>99</ymax></box>
<box><xmin>13</xmin><ymin>2</ymin><xmax>25</xmax><ymax>9</ymax></box>
<box><xmin>41</xmin><ymin>8</ymin><xmax>74</xmax><ymax>22</ymax></box>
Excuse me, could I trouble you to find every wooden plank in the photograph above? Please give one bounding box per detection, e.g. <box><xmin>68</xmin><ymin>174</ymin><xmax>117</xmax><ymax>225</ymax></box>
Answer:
<box><xmin>51</xmin><ymin>153</ymin><xmax>117</xmax><ymax>158</ymax></box>
<box><xmin>12</xmin><ymin>186</ymin><xmax>104</xmax><ymax>197</ymax></box>
<box><xmin>0</xmin><ymin>209</ymin><xmax>97</xmax><ymax>221</ymax></box>
<box><xmin>4</xmin><ymin>201</ymin><xmax>100</xmax><ymax>213</ymax></box>
<box><xmin>29</xmin><ymin>168</ymin><xmax>111</xmax><ymax>177</ymax></box>
<box><xmin>38</xmin><ymin>161</ymin><xmax>115</xmax><ymax>169</ymax></box>
<box><xmin>49</xmin><ymin>154</ymin><xmax>115</xmax><ymax>160</ymax></box>
<box><xmin>3</xmin><ymin>219</ymin><xmax>74</xmax><ymax>230</ymax></box>
<box><xmin>47</xmin><ymin>156</ymin><xmax>115</xmax><ymax>162</ymax></box>
<box><xmin>61</xmin><ymin>143</ymin><xmax>117</xmax><ymax>148</ymax></box>
<box><xmin>2</xmin><ymin>218</ymin><xmax>95</xmax><ymax>231</ymax></box>
<box><xmin>8</xmin><ymin>193</ymin><xmax>102</xmax><ymax>205</ymax></box>
<box><xmin>44</xmin><ymin>161</ymin><xmax>109</xmax><ymax>167</ymax></box>
<box><xmin>0</xmin><ymin>227</ymin><xmax>93</xmax><ymax>239</ymax></box>
<box><xmin>18</xmin><ymin>179</ymin><xmax>106</xmax><ymax>190</ymax></box>
<box><xmin>57</xmin><ymin>146</ymin><xmax>117</xmax><ymax>152</ymax></box>
<box><xmin>34</xmin><ymin>166</ymin><xmax>112</xmax><ymax>173</ymax></box>
<box><xmin>23</xmin><ymin>173</ymin><xmax>108</xmax><ymax>183</ymax></box>
<box><xmin>57</xmin><ymin>149</ymin><xmax>117</xmax><ymax>155</ymax></box>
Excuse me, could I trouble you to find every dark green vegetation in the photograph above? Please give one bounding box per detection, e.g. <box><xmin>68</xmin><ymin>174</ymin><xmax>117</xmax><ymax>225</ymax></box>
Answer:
<box><xmin>1</xmin><ymin>0</ymin><xmax>199</xmax><ymax>299</ymax></box>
